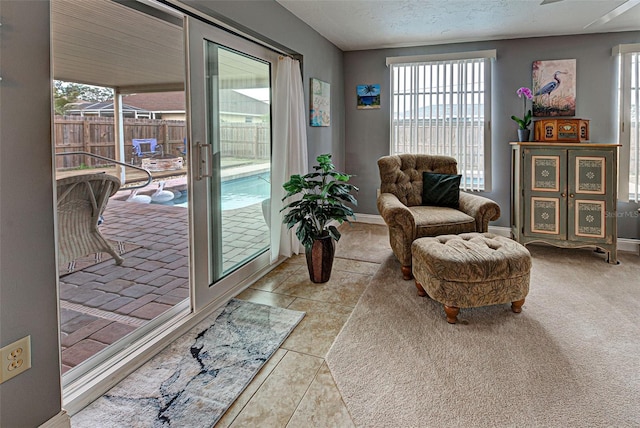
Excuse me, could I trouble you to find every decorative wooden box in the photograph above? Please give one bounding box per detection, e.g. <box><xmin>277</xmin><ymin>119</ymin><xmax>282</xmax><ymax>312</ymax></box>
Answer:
<box><xmin>533</xmin><ymin>119</ymin><xmax>590</xmax><ymax>143</ymax></box>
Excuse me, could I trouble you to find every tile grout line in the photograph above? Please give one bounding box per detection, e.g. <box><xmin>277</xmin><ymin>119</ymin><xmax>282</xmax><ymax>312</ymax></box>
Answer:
<box><xmin>284</xmin><ymin>354</ymin><xmax>327</xmax><ymax>428</ymax></box>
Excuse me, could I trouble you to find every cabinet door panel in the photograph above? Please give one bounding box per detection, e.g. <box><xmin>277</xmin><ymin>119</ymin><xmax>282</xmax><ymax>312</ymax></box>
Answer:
<box><xmin>573</xmin><ymin>154</ymin><xmax>607</xmax><ymax>195</ymax></box>
<box><xmin>567</xmin><ymin>150</ymin><xmax>614</xmax><ymax>243</ymax></box>
<box><xmin>529</xmin><ymin>196</ymin><xmax>561</xmax><ymax>235</ymax></box>
<box><xmin>523</xmin><ymin>149</ymin><xmax>567</xmax><ymax>239</ymax></box>
<box><xmin>573</xmin><ymin>200</ymin><xmax>606</xmax><ymax>239</ymax></box>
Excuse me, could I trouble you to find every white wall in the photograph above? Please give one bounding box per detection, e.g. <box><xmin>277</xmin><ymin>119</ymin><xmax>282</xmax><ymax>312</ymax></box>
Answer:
<box><xmin>0</xmin><ymin>1</ymin><xmax>63</xmax><ymax>427</ymax></box>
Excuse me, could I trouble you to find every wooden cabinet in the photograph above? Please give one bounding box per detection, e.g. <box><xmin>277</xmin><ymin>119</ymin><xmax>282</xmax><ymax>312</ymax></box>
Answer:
<box><xmin>511</xmin><ymin>142</ymin><xmax>619</xmax><ymax>264</ymax></box>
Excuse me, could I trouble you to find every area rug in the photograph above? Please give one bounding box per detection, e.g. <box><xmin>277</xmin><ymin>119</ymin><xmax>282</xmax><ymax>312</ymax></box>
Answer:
<box><xmin>326</xmin><ymin>246</ymin><xmax>640</xmax><ymax>427</ymax></box>
<box><xmin>59</xmin><ymin>240</ymin><xmax>142</xmax><ymax>276</ymax></box>
<box><xmin>71</xmin><ymin>298</ymin><xmax>305</xmax><ymax>427</ymax></box>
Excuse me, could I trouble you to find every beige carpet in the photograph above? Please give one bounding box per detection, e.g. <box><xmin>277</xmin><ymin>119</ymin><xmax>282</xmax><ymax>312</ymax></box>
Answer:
<box><xmin>326</xmin><ymin>244</ymin><xmax>640</xmax><ymax>427</ymax></box>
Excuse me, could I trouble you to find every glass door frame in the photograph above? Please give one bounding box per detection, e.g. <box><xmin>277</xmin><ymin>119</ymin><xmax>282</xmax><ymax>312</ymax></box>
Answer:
<box><xmin>186</xmin><ymin>16</ymin><xmax>278</xmax><ymax>311</ymax></box>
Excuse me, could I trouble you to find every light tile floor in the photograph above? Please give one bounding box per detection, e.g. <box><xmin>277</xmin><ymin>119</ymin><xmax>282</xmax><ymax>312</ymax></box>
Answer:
<box><xmin>220</xmin><ymin>232</ymin><xmax>388</xmax><ymax>427</ymax></box>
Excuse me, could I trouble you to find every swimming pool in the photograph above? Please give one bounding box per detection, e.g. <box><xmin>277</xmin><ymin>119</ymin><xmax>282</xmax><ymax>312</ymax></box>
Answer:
<box><xmin>167</xmin><ymin>172</ymin><xmax>270</xmax><ymax>210</ymax></box>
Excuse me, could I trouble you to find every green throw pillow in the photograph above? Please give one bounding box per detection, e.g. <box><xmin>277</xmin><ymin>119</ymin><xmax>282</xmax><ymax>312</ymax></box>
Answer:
<box><xmin>422</xmin><ymin>172</ymin><xmax>462</xmax><ymax>208</ymax></box>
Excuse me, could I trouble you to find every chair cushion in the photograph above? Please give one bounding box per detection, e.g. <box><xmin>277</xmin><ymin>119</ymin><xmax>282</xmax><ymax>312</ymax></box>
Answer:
<box><xmin>422</xmin><ymin>172</ymin><xmax>461</xmax><ymax>208</ymax></box>
<box><xmin>409</xmin><ymin>206</ymin><xmax>476</xmax><ymax>237</ymax></box>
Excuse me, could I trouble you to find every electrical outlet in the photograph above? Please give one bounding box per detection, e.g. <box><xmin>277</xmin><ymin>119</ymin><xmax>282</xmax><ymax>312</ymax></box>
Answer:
<box><xmin>0</xmin><ymin>335</ymin><xmax>31</xmax><ymax>383</ymax></box>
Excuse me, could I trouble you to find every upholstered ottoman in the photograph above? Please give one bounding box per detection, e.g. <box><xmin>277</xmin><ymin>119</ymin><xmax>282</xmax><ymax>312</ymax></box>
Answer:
<box><xmin>411</xmin><ymin>233</ymin><xmax>531</xmax><ymax>324</ymax></box>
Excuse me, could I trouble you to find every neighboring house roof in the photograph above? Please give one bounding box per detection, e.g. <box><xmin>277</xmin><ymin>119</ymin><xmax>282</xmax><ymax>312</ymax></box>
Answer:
<box><xmin>65</xmin><ymin>101</ymin><xmax>149</xmax><ymax>115</ymax></box>
<box><xmin>67</xmin><ymin>90</ymin><xmax>267</xmax><ymax>118</ymax></box>
<box><xmin>122</xmin><ymin>92</ymin><xmax>185</xmax><ymax>113</ymax></box>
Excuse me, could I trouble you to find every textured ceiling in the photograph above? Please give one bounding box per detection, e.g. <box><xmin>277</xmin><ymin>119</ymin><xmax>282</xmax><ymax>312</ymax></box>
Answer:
<box><xmin>275</xmin><ymin>0</ymin><xmax>640</xmax><ymax>51</ymax></box>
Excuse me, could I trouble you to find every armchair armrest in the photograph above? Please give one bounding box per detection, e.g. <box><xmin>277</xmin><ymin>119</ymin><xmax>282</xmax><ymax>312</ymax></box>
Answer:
<box><xmin>458</xmin><ymin>191</ymin><xmax>500</xmax><ymax>233</ymax></box>
<box><xmin>377</xmin><ymin>192</ymin><xmax>416</xmax><ymax>237</ymax></box>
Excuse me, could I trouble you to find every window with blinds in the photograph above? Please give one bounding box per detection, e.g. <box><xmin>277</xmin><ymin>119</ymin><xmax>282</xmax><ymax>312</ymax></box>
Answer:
<box><xmin>615</xmin><ymin>45</ymin><xmax>640</xmax><ymax>202</ymax></box>
<box><xmin>388</xmin><ymin>51</ymin><xmax>494</xmax><ymax>191</ymax></box>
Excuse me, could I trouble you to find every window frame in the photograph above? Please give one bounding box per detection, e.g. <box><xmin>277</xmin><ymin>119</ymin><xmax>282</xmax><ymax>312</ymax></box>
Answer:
<box><xmin>387</xmin><ymin>50</ymin><xmax>495</xmax><ymax>192</ymax></box>
<box><xmin>614</xmin><ymin>43</ymin><xmax>640</xmax><ymax>203</ymax></box>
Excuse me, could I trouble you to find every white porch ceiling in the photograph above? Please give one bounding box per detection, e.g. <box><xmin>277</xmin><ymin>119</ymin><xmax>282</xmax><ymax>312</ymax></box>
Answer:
<box><xmin>51</xmin><ymin>0</ymin><xmax>184</xmax><ymax>91</ymax></box>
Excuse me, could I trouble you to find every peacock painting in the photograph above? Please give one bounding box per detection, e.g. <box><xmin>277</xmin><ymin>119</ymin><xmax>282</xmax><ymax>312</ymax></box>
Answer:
<box><xmin>532</xmin><ymin>59</ymin><xmax>576</xmax><ymax>117</ymax></box>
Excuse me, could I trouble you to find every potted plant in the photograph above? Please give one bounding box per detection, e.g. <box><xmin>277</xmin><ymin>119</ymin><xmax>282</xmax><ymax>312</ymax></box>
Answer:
<box><xmin>281</xmin><ymin>153</ymin><xmax>358</xmax><ymax>283</ymax></box>
<box><xmin>511</xmin><ymin>86</ymin><xmax>533</xmax><ymax>142</ymax></box>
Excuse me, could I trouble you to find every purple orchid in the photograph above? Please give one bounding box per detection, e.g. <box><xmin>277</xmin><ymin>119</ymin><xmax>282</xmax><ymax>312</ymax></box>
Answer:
<box><xmin>517</xmin><ymin>87</ymin><xmax>533</xmax><ymax>100</ymax></box>
<box><xmin>511</xmin><ymin>87</ymin><xmax>533</xmax><ymax>130</ymax></box>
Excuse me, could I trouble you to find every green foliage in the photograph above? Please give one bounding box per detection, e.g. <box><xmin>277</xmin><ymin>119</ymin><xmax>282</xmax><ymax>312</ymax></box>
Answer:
<box><xmin>511</xmin><ymin>109</ymin><xmax>532</xmax><ymax>130</ymax></box>
<box><xmin>53</xmin><ymin>81</ymin><xmax>114</xmax><ymax>115</ymax></box>
<box><xmin>281</xmin><ymin>154</ymin><xmax>358</xmax><ymax>249</ymax></box>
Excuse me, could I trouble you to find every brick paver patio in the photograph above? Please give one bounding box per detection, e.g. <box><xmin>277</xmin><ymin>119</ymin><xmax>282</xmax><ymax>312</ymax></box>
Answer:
<box><xmin>59</xmin><ymin>186</ymin><xmax>269</xmax><ymax>373</ymax></box>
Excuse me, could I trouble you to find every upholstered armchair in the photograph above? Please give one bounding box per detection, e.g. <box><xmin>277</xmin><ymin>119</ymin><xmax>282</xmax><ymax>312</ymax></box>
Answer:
<box><xmin>377</xmin><ymin>154</ymin><xmax>500</xmax><ymax>279</ymax></box>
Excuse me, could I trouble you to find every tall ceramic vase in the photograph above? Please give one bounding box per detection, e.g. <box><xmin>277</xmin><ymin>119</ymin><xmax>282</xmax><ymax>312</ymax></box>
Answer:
<box><xmin>518</xmin><ymin>128</ymin><xmax>530</xmax><ymax>142</ymax></box>
<box><xmin>305</xmin><ymin>234</ymin><xmax>335</xmax><ymax>283</ymax></box>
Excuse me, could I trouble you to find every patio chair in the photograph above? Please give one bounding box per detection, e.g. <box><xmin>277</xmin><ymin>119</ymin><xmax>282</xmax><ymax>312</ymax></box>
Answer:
<box><xmin>56</xmin><ymin>173</ymin><xmax>124</xmax><ymax>266</ymax></box>
<box><xmin>131</xmin><ymin>138</ymin><xmax>163</xmax><ymax>165</ymax></box>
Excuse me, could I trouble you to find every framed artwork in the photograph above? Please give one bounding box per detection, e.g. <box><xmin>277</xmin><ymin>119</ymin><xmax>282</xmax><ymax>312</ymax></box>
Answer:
<box><xmin>532</xmin><ymin>59</ymin><xmax>576</xmax><ymax>117</ymax></box>
<box><xmin>357</xmin><ymin>84</ymin><xmax>381</xmax><ymax>109</ymax></box>
<box><xmin>310</xmin><ymin>78</ymin><xmax>330</xmax><ymax>127</ymax></box>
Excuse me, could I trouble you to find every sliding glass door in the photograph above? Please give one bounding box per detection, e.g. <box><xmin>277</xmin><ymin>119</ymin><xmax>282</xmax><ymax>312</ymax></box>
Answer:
<box><xmin>187</xmin><ymin>17</ymin><xmax>277</xmax><ymax>310</ymax></box>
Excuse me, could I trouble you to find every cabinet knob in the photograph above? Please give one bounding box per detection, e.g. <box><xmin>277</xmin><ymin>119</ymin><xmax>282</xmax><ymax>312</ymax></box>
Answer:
<box><xmin>561</xmin><ymin>193</ymin><xmax>566</xmax><ymax>197</ymax></box>
<box><xmin>569</xmin><ymin>193</ymin><xmax>575</xmax><ymax>198</ymax></box>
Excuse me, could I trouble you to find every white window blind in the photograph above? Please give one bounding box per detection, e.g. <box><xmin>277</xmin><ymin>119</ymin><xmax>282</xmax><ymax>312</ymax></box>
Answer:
<box><xmin>388</xmin><ymin>52</ymin><xmax>493</xmax><ymax>191</ymax></box>
<box><xmin>615</xmin><ymin>45</ymin><xmax>640</xmax><ymax>202</ymax></box>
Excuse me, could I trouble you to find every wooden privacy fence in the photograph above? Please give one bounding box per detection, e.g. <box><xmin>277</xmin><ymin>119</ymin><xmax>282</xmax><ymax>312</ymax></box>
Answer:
<box><xmin>54</xmin><ymin>116</ymin><xmax>269</xmax><ymax>169</ymax></box>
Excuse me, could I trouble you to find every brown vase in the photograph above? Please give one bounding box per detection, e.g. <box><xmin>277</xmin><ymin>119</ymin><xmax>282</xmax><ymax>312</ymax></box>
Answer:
<box><xmin>305</xmin><ymin>234</ymin><xmax>335</xmax><ymax>283</ymax></box>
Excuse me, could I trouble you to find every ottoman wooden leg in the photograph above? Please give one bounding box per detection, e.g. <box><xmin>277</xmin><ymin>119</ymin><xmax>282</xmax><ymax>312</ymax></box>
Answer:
<box><xmin>414</xmin><ymin>281</ymin><xmax>427</xmax><ymax>297</ymax></box>
<box><xmin>511</xmin><ymin>299</ymin><xmax>525</xmax><ymax>313</ymax></box>
<box><xmin>443</xmin><ymin>305</ymin><xmax>459</xmax><ymax>324</ymax></box>
<box><xmin>401</xmin><ymin>265</ymin><xmax>413</xmax><ymax>280</ymax></box>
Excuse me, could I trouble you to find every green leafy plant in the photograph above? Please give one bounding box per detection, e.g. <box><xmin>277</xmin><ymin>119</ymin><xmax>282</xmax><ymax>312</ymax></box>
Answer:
<box><xmin>281</xmin><ymin>154</ymin><xmax>358</xmax><ymax>249</ymax></box>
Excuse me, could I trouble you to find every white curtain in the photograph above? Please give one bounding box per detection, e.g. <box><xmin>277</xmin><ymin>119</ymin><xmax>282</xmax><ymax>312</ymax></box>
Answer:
<box><xmin>270</xmin><ymin>56</ymin><xmax>308</xmax><ymax>262</ymax></box>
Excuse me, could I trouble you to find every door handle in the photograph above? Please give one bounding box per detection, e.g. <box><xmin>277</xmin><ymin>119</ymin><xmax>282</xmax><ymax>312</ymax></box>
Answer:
<box><xmin>195</xmin><ymin>142</ymin><xmax>213</xmax><ymax>180</ymax></box>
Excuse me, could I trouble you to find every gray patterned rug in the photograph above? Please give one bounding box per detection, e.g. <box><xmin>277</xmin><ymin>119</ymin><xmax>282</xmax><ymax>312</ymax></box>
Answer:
<box><xmin>72</xmin><ymin>299</ymin><xmax>305</xmax><ymax>427</ymax></box>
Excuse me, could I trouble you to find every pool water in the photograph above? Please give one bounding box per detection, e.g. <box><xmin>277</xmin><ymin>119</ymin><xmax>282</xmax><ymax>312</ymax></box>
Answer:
<box><xmin>166</xmin><ymin>172</ymin><xmax>270</xmax><ymax>210</ymax></box>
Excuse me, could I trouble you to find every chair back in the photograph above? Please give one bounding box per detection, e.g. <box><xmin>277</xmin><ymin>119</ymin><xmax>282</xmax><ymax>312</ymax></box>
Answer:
<box><xmin>56</xmin><ymin>173</ymin><xmax>121</xmax><ymax>264</ymax></box>
<box><xmin>378</xmin><ymin>154</ymin><xmax>458</xmax><ymax>207</ymax></box>
<box><xmin>132</xmin><ymin>138</ymin><xmax>159</xmax><ymax>156</ymax></box>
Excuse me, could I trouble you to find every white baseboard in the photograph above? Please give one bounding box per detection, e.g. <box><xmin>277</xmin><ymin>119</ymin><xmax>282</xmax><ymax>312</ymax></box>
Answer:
<box><xmin>354</xmin><ymin>213</ymin><xmax>640</xmax><ymax>254</ymax></box>
<box><xmin>618</xmin><ymin>238</ymin><xmax>640</xmax><ymax>254</ymax></box>
<box><xmin>353</xmin><ymin>213</ymin><xmax>385</xmax><ymax>225</ymax></box>
<box><xmin>39</xmin><ymin>411</ymin><xmax>71</xmax><ymax>428</ymax></box>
